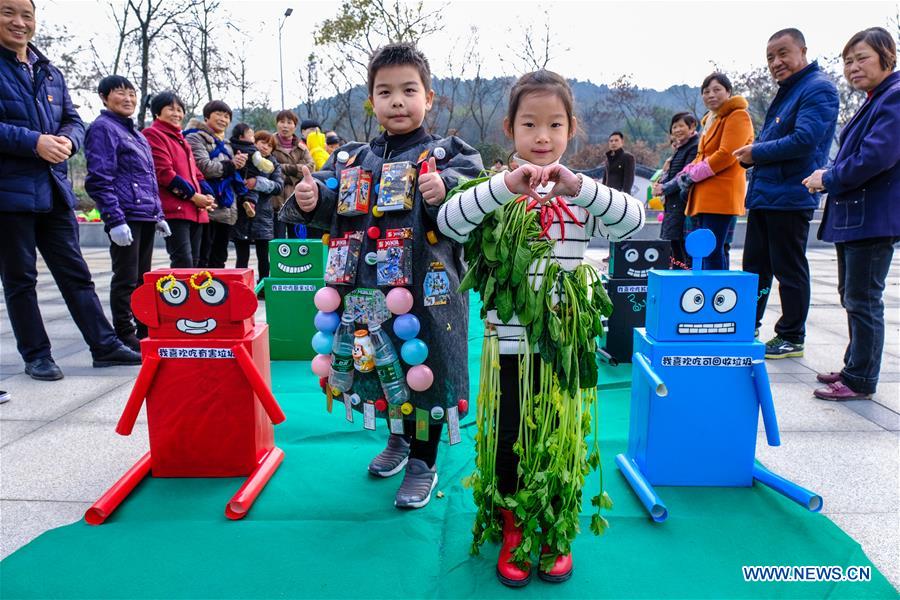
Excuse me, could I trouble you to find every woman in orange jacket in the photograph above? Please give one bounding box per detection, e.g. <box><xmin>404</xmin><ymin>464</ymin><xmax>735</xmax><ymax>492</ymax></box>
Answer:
<box><xmin>682</xmin><ymin>73</ymin><xmax>754</xmax><ymax>269</ymax></box>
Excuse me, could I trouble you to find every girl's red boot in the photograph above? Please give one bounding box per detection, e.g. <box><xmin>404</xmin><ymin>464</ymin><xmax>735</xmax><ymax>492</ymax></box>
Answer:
<box><xmin>538</xmin><ymin>546</ymin><xmax>573</xmax><ymax>583</ymax></box>
<box><xmin>496</xmin><ymin>508</ymin><xmax>532</xmax><ymax>587</ymax></box>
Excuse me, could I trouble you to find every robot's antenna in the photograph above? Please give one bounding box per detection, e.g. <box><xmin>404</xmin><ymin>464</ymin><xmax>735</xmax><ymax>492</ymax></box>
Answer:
<box><xmin>685</xmin><ymin>229</ymin><xmax>715</xmax><ymax>272</ymax></box>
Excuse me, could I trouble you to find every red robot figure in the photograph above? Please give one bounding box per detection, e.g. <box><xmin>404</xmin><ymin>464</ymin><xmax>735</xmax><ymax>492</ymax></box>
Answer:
<box><xmin>85</xmin><ymin>269</ymin><xmax>286</xmax><ymax>525</ymax></box>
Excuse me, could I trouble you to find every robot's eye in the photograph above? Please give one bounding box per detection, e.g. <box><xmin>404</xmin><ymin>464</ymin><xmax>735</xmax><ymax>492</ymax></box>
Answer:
<box><xmin>298</xmin><ymin>245</ymin><xmax>309</xmax><ymax>256</ymax></box>
<box><xmin>198</xmin><ymin>279</ymin><xmax>228</xmax><ymax>305</ymax></box>
<box><xmin>713</xmin><ymin>288</ymin><xmax>737</xmax><ymax>313</ymax></box>
<box><xmin>277</xmin><ymin>244</ymin><xmax>290</xmax><ymax>257</ymax></box>
<box><xmin>681</xmin><ymin>287</ymin><xmax>704</xmax><ymax>313</ymax></box>
<box><xmin>160</xmin><ymin>281</ymin><xmax>188</xmax><ymax>306</ymax></box>
<box><xmin>645</xmin><ymin>248</ymin><xmax>659</xmax><ymax>262</ymax></box>
<box><xmin>625</xmin><ymin>248</ymin><xmax>639</xmax><ymax>263</ymax></box>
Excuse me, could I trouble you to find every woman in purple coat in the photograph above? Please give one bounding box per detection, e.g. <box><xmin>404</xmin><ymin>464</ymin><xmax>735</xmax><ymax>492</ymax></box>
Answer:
<box><xmin>803</xmin><ymin>27</ymin><xmax>899</xmax><ymax>400</ymax></box>
<box><xmin>84</xmin><ymin>76</ymin><xmax>170</xmax><ymax>351</ymax></box>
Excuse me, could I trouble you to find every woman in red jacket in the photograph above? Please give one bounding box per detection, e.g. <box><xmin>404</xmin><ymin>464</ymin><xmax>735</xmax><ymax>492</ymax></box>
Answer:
<box><xmin>142</xmin><ymin>91</ymin><xmax>216</xmax><ymax>267</ymax></box>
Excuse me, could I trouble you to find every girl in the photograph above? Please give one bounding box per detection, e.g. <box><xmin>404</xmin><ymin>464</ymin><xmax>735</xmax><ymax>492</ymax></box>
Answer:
<box><xmin>438</xmin><ymin>70</ymin><xmax>644</xmax><ymax>587</ymax></box>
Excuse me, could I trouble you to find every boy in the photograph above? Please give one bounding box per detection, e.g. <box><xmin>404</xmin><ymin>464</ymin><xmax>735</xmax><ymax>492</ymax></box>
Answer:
<box><xmin>280</xmin><ymin>42</ymin><xmax>482</xmax><ymax>509</ymax></box>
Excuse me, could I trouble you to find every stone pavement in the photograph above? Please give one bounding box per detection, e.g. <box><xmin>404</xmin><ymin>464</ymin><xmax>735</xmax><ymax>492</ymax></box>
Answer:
<box><xmin>1</xmin><ymin>246</ymin><xmax>898</xmax><ymax>592</ymax></box>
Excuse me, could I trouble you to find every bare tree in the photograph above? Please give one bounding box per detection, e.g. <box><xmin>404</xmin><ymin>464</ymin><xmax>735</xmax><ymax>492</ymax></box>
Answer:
<box><xmin>172</xmin><ymin>0</ymin><xmax>230</xmax><ymax>103</ymax></box>
<box><xmin>425</xmin><ymin>28</ymin><xmax>477</xmax><ymax>136</ymax></box>
<box><xmin>500</xmin><ymin>9</ymin><xmax>569</xmax><ymax>74</ymax></box>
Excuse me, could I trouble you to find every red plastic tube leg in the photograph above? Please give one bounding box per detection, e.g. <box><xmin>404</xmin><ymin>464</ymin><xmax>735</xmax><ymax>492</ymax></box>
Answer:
<box><xmin>231</xmin><ymin>343</ymin><xmax>286</xmax><ymax>424</ymax></box>
<box><xmin>84</xmin><ymin>452</ymin><xmax>152</xmax><ymax>525</ymax></box>
<box><xmin>225</xmin><ymin>447</ymin><xmax>285</xmax><ymax>520</ymax></box>
<box><xmin>115</xmin><ymin>355</ymin><xmax>161</xmax><ymax>436</ymax></box>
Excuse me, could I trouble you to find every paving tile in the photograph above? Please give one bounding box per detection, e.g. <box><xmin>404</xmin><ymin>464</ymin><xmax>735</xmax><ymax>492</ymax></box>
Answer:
<box><xmin>0</xmin><ymin>420</ymin><xmax>47</xmax><ymax>447</ymax></box>
<box><xmin>841</xmin><ymin>399</ymin><xmax>900</xmax><ymax>431</ymax></box>
<box><xmin>62</xmin><ymin>384</ymin><xmax>145</xmax><ymax>425</ymax></box>
<box><xmin>828</xmin><ymin>512</ymin><xmax>900</xmax><ymax>590</ymax></box>
<box><xmin>765</xmin><ymin>381</ymin><xmax>882</xmax><ymax>432</ymax></box>
<box><xmin>0</xmin><ymin>421</ymin><xmax>149</xmax><ymax>502</ymax></box>
<box><xmin>0</xmin><ymin>374</ymin><xmax>133</xmax><ymax>421</ymax></box>
<box><xmin>0</xmin><ymin>500</ymin><xmax>89</xmax><ymax>560</ymax></box>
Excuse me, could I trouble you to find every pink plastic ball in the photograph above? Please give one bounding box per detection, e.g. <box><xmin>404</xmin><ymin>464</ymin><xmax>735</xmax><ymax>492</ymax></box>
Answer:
<box><xmin>406</xmin><ymin>364</ymin><xmax>434</xmax><ymax>392</ymax></box>
<box><xmin>314</xmin><ymin>287</ymin><xmax>342</xmax><ymax>312</ymax></box>
<box><xmin>385</xmin><ymin>287</ymin><xmax>414</xmax><ymax>315</ymax></box>
<box><xmin>311</xmin><ymin>353</ymin><xmax>332</xmax><ymax>377</ymax></box>
<box><xmin>657</xmin><ymin>212</ymin><xmax>665</xmax><ymax>222</ymax></box>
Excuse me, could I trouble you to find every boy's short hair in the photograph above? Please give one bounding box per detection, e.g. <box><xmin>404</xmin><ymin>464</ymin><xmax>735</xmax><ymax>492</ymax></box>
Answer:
<box><xmin>609</xmin><ymin>131</ymin><xmax>625</xmax><ymax>140</ymax></box>
<box><xmin>300</xmin><ymin>119</ymin><xmax>320</xmax><ymax>131</ymax></box>
<box><xmin>275</xmin><ymin>110</ymin><xmax>298</xmax><ymax>125</ymax></box>
<box><xmin>149</xmin><ymin>91</ymin><xmax>185</xmax><ymax>119</ymax></box>
<box><xmin>202</xmin><ymin>100</ymin><xmax>232</xmax><ymax>119</ymax></box>
<box><xmin>254</xmin><ymin>130</ymin><xmax>275</xmax><ymax>147</ymax></box>
<box><xmin>98</xmin><ymin>75</ymin><xmax>135</xmax><ymax>98</ymax></box>
<box><xmin>367</xmin><ymin>42</ymin><xmax>431</xmax><ymax>95</ymax></box>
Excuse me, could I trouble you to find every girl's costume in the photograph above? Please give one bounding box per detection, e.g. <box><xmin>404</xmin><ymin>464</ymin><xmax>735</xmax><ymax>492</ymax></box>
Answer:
<box><xmin>438</xmin><ymin>160</ymin><xmax>645</xmax><ymax>570</ymax></box>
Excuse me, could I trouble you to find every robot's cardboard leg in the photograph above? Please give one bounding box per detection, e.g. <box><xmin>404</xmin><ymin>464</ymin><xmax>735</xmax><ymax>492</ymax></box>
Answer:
<box><xmin>84</xmin><ymin>452</ymin><xmax>152</xmax><ymax>525</ymax></box>
<box><xmin>752</xmin><ymin>464</ymin><xmax>823</xmax><ymax>512</ymax></box>
<box><xmin>615</xmin><ymin>453</ymin><xmax>668</xmax><ymax>522</ymax></box>
<box><xmin>225</xmin><ymin>446</ymin><xmax>285</xmax><ymax>520</ymax></box>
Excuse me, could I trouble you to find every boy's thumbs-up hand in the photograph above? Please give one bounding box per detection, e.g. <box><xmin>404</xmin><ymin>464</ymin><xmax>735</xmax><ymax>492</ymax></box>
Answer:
<box><xmin>294</xmin><ymin>165</ymin><xmax>319</xmax><ymax>212</ymax></box>
<box><xmin>419</xmin><ymin>156</ymin><xmax>446</xmax><ymax>206</ymax></box>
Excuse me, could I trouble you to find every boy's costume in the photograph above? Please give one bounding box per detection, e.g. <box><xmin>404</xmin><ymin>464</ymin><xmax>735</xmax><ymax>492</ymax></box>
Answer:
<box><xmin>280</xmin><ymin>127</ymin><xmax>483</xmax><ymax>438</ymax></box>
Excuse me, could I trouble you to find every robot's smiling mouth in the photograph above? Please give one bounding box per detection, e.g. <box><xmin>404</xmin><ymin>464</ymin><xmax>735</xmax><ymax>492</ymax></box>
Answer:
<box><xmin>277</xmin><ymin>262</ymin><xmax>312</xmax><ymax>274</ymax></box>
<box><xmin>627</xmin><ymin>268</ymin><xmax>648</xmax><ymax>278</ymax></box>
<box><xmin>678</xmin><ymin>322</ymin><xmax>736</xmax><ymax>334</ymax></box>
<box><xmin>176</xmin><ymin>318</ymin><xmax>218</xmax><ymax>335</ymax></box>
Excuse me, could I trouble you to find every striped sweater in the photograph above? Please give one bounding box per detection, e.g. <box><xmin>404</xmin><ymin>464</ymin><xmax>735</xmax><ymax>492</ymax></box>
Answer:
<box><xmin>438</xmin><ymin>166</ymin><xmax>646</xmax><ymax>354</ymax></box>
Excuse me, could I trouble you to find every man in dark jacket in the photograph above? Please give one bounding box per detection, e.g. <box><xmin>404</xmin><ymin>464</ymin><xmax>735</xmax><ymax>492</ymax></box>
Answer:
<box><xmin>0</xmin><ymin>0</ymin><xmax>141</xmax><ymax>380</ymax></box>
<box><xmin>602</xmin><ymin>131</ymin><xmax>636</xmax><ymax>193</ymax></box>
<box><xmin>734</xmin><ymin>28</ymin><xmax>839</xmax><ymax>359</ymax></box>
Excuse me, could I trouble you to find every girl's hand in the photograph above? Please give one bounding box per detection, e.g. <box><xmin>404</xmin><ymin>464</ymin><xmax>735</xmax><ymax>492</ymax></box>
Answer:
<box><xmin>540</xmin><ymin>164</ymin><xmax>581</xmax><ymax>198</ymax></box>
<box><xmin>802</xmin><ymin>169</ymin><xmax>826</xmax><ymax>193</ymax></box>
<box><xmin>503</xmin><ymin>164</ymin><xmax>543</xmax><ymax>201</ymax></box>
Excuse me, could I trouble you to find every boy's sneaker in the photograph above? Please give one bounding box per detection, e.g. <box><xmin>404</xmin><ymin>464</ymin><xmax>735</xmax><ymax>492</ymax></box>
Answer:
<box><xmin>368</xmin><ymin>434</ymin><xmax>410</xmax><ymax>477</ymax></box>
<box><xmin>764</xmin><ymin>336</ymin><xmax>804</xmax><ymax>359</ymax></box>
<box><xmin>394</xmin><ymin>458</ymin><xmax>438</xmax><ymax>509</ymax></box>
<box><xmin>243</xmin><ymin>201</ymin><xmax>256</xmax><ymax>218</ymax></box>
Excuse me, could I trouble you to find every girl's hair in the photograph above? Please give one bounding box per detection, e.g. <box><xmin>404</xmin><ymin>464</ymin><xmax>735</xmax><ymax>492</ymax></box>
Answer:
<box><xmin>148</xmin><ymin>91</ymin><xmax>185</xmax><ymax>119</ymax></box>
<box><xmin>254</xmin><ymin>130</ymin><xmax>275</xmax><ymax>147</ymax></box>
<box><xmin>507</xmin><ymin>70</ymin><xmax>575</xmax><ymax>129</ymax></box>
<box><xmin>842</xmin><ymin>27</ymin><xmax>896</xmax><ymax>71</ymax></box>
<box><xmin>701</xmin><ymin>72</ymin><xmax>733</xmax><ymax>94</ymax></box>
<box><xmin>230</xmin><ymin>123</ymin><xmax>253</xmax><ymax>141</ymax></box>
<box><xmin>670</xmin><ymin>111</ymin><xmax>698</xmax><ymax>130</ymax></box>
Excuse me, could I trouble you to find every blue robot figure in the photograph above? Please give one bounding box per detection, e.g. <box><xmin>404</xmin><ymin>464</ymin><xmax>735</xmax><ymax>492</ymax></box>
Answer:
<box><xmin>615</xmin><ymin>230</ymin><xmax>822</xmax><ymax>522</ymax></box>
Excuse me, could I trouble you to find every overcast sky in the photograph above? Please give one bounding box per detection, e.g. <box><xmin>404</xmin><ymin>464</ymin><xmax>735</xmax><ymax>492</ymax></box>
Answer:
<box><xmin>38</xmin><ymin>0</ymin><xmax>898</xmax><ymax>112</ymax></box>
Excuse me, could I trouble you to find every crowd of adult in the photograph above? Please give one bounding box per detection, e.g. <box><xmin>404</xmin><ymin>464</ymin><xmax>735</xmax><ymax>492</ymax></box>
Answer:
<box><xmin>0</xmin><ymin>0</ymin><xmax>896</xmax><ymax>404</ymax></box>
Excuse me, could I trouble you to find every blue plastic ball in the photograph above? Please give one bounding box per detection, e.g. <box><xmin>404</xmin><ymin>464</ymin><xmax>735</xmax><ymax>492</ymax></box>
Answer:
<box><xmin>326</xmin><ymin>177</ymin><xmax>339</xmax><ymax>190</ymax></box>
<box><xmin>314</xmin><ymin>311</ymin><xmax>341</xmax><ymax>333</ymax></box>
<box><xmin>393</xmin><ymin>314</ymin><xmax>421</xmax><ymax>341</ymax></box>
<box><xmin>401</xmin><ymin>338</ymin><xmax>429</xmax><ymax>366</ymax></box>
<box><xmin>311</xmin><ymin>331</ymin><xmax>334</xmax><ymax>354</ymax></box>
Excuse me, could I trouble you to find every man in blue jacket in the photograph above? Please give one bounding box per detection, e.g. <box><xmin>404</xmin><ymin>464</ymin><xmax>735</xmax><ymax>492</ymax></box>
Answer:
<box><xmin>734</xmin><ymin>28</ymin><xmax>839</xmax><ymax>359</ymax></box>
<box><xmin>0</xmin><ymin>0</ymin><xmax>141</xmax><ymax>380</ymax></box>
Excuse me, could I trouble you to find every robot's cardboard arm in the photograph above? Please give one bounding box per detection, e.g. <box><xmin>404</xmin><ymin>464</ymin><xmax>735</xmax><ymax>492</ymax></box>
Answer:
<box><xmin>633</xmin><ymin>352</ymin><xmax>668</xmax><ymax>397</ymax></box>
<box><xmin>115</xmin><ymin>355</ymin><xmax>162</xmax><ymax>436</ymax></box>
<box><xmin>752</xmin><ymin>360</ymin><xmax>781</xmax><ymax>447</ymax></box>
<box><xmin>232</xmin><ymin>344</ymin><xmax>286</xmax><ymax>425</ymax></box>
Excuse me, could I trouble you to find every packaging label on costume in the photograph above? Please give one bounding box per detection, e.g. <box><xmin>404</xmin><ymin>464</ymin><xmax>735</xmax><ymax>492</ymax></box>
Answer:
<box><xmin>377</xmin><ymin>161</ymin><xmax>416</xmax><ymax>212</ymax></box>
<box><xmin>415</xmin><ymin>408</ymin><xmax>429</xmax><ymax>441</ymax></box>
<box><xmin>343</xmin><ymin>394</ymin><xmax>354</xmax><ymax>422</ymax></box>
<box><xmin>447</xmin><ymin>406</ymin><xmax>461</xmax><ymax>445</ymax></box>
<box><xmin>423</xmin><ymin>262</ymin><xmax>451</xmax><ymax>306</ymax></box>
<box><xmin>271</xmin><ymin>284</ymin><xmax>317</xmax><ymax>292</ymax></box>
<box><xmin>363</xmin><ymin>402</ymin><xmax>376</xmax><ymax>430</ymax></box>
<box><xmin>337</xmin><ymin>166</ymin><xmax>372</xmax><ymax>216</ymax></box>
<box><xmin>344</xmin><ymin>288</ymin><xmax>390</xmax><ymax>325</ymax></box>
<box><xmin>376</xmin><ymin>228</ymin><xmax>413</xmax><ymax>286</ymax></box>
<box><xmin>616</xmin><ymin>285</ymin><xmax>648</xmax><ymax>293</ymax></box>
<box><xmin>332</xmin><ymin>354</ymin><xmax>353</xmax><ymax>373</ymax></box>
<box><xmin>389</xmin><ymin>405</ymin><xmax>405</xmax><ymax>433</ymax></box>
<box><xmin>661</xmin><ymin>355</ymin><xmax>753</xmax><ymax>367</ymax></box>
<box><xmin>353</xmin><ymin>330</ymin><xmax>375</xmax><ymax>372</ymax></box>
<box><xmin>325</xmin><ymin>231</ymin><xmax>363</xmax><ymax>285</ymax></box>
<box><xmin>376</xmin><ymin>361</ymin><xmax>404</xmax><ymax>385</ymax></box>
<box><xmin>158</xmin><ymin>347</ymin><xmax>234</xmax><ymax>359</ymax></box>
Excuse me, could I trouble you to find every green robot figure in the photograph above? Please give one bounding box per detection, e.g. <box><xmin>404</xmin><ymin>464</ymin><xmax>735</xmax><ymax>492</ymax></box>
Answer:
<box><xmin>265</xmin><ymin>239</ymin><xmax>325</xmax><ymax>360</ymax></box>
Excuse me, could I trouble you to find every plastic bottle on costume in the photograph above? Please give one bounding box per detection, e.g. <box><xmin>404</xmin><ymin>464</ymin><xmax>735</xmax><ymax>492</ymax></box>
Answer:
<box><xmin>329</xmin><ymin>314</ymin><xmax>356</xmax><ymax>392</ymax></box>
<box><xmin>370</xmin><ymin>323</ymin><xmax>409</xmax><ymax>405</ymax></box>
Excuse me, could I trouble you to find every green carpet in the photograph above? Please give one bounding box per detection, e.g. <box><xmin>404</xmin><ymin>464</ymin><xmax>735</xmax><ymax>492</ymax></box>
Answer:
<box><xmin>0</xmin><ymin>300</ymin><xmax>895</xmax><ymax>598</ymax></box>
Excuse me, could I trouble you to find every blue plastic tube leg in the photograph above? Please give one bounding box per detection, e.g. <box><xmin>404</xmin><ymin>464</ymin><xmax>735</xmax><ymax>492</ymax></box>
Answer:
<box><xmin>633</xmin><ymin>352</ymin><xmax>667</xmax><ymax>397</ymax></box>
<box><xmin>752</xmin><ymin>361</ymin><xmax>780</xmax><ymax>446</ymax></box>
<box><xmin>753</xmin><ymin>463</ymin><xmax>823</xmax><ymax>512</ymax></box>
<box><xmin>616</xmin><ymin>453</ymin><xmax>669</xmax><ymax>522</ymax></box>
